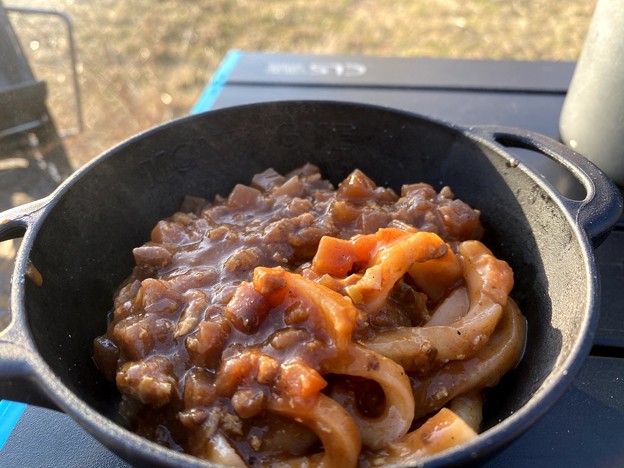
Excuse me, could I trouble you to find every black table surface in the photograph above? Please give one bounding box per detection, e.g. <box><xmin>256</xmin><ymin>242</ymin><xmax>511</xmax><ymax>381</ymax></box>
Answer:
<box><xmin>1</xmin><ymin>51</ymin><xmax>623</xmax><ymax>467</ymax></box>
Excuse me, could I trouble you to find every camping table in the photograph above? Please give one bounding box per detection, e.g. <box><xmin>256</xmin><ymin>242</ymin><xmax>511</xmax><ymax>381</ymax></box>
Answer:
<box><xmin>1</xmin><ymin>51</ymin><xmax>623</xmax><ymax>467</ymax></box>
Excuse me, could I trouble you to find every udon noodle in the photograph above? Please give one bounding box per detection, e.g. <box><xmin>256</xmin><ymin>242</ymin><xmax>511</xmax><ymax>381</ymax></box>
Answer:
<box><xmin>94</xmin><ymin>164</ymin><xmax>526</xmax><ymax>467</ymax></box>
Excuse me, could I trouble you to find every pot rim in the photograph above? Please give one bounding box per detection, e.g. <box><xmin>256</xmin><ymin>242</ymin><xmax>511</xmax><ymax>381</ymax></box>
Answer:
<box><xmin>3</xmin><ymin>100</ymin><xmax>613</xmax><ymax>467</ymax></box>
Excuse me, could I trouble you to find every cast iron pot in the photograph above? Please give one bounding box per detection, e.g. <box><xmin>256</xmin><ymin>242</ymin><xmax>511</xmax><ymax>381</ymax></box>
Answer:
<box><xmin>0</xmin><ymin>101</ymin><xmax>621</xmax><ymax>467</ymax></box>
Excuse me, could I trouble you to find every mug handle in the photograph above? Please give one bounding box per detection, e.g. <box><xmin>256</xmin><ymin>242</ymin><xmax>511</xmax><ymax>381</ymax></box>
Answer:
<box><xmin>468</xmin><ymin>125</ymin><xmax>623</xmax><ymax>247</ymax></box>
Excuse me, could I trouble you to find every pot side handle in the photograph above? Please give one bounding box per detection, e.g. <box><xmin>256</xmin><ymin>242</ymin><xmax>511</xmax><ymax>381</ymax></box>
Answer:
<box><xmin>0</xmin><ymin>197</ymin><xmax>50</xmax><ymax>243</ymax></box>
<box><xmin>0</xmin><ymin>338</ymin><xmax>58</xmax><ymax>410</ymax></box>
<box><xmin>0</xmin><ymin>197</ymin><xmax>59</xmax><ymax>409</ymax></box>
<box><xmin>470</xmin><ymin>125</ymin><xmax>623</xmax><ymax>247</ymax></box>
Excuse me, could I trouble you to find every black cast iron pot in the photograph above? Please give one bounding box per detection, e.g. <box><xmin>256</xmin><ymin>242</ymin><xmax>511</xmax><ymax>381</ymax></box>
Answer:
<box><xmin>0</xmin><ymin>101</ymin><xmax>621</xmax><ymax>467</ymax></box>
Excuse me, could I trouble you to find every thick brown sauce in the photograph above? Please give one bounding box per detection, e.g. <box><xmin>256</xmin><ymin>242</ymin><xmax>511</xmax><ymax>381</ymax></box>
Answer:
<box><xmin>94</xmin><ymin>164</ymin><xmax>484</xmax><ymax>465</ymax></box>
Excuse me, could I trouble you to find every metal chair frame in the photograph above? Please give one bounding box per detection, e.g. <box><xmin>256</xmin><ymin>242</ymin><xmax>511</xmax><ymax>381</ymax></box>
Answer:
<box><xmin>0</xmin><ymin>1</ymin><xmax>81</xmax><ymax>180</ymax></box>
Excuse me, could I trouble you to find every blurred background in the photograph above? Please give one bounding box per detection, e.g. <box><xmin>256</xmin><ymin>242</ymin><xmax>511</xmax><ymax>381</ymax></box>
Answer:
<box><xmin>5</xmin><ymin>0</ymin><xmax>596</xmax><ymax>169</ymax></box>
<box><xmin>1</xmin><ymin>0</ymin><xmax>599</xmax><ymax>329</ymax></box>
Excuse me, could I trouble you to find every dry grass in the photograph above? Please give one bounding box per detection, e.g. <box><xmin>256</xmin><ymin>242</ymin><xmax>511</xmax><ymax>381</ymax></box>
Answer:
<box><xmin>6</xmin><ymin>0</ymin><xmax>597</xmax><ymax>168</ymax></box>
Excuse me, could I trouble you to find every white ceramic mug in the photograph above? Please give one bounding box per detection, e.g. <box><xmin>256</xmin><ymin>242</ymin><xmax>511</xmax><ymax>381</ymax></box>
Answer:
<box><xmin>560</xmin><ymin>0</ymin><xmax>624</xmax><ymax>187</ymax></box>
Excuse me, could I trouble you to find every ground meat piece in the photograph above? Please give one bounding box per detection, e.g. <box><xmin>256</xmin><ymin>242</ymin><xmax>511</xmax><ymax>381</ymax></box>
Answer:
<box><xmin>151</xmin><ymin>220</ymin><xmax>188</xmax><ymax>245</ymax></box>
<box><xmin>116</xmin><ymin>356</ymin><xmax>176</xmax><ymax>408</ymax></box>
<box><xmin>183</xmin><ymin>368</ymin><xmax>218</xmax><ymax>409</ymax></box>
<box><xmin>186</xmin><ymin>317</ymin><xmax>230</xmax><ymax>368</ymax></box>
<box><xmin>331</xmin><ymin>200</ymin><xmax>362</xmax><ymax>223</ymax></box>
<box><xmin>288</xmin><ymin>197</ymin><xmax>313</xmax><ymax>215</ymax></box>
<box><xmin>137</xmin><ymin>278</ymin><xmax>181</xmax><ymax>314</ymax></box>
<box><xmin>220</xmin><ymin>410</ymin><xmax>244</xmax><ymax>436</ymax></box>
<box><xmin>175</xmin><ymin>290</ymin><xmax>210</xmax><ymax>337</ymax></box>
<box><xmin>133</xmin><ymin>244</ymin><xmax>173</xmax><ymax>277</ymax></box>
<box><xmin>251</xmin><ymin>168</ymin><xmax>286</xmax><ymax>192</ymax></box>
<box><xmin>231</xmin><ymin>388</ymin><xmax>267</xmax><ymax>419</ymax></box>
<box><xmin>272</xmin><ymin>175</ymin><xmax>305</xmax><ymax>197</ymax></box>
<box><xmin>337</xmin><ymin>169</ymin><xmax>379</xmax><ymax>201</ymax></box>
<box><xmin>228</xmin><ymin>184</ymin><xmax>262</xmax><ymax>210</ymax></box>
<box><xmin>224</xmin><ymin>248</ymin><xmax>261</xmax><ymax>273</ymax></box>
<box><xmin>439</xmin><ymin>199</ymin><xmax>484</xmax><ymax>240</ymax></box>
<box><xmin>113</xmin><ymin>314</ymin><xmax>175</xmax><ymax>360</ymax></box>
